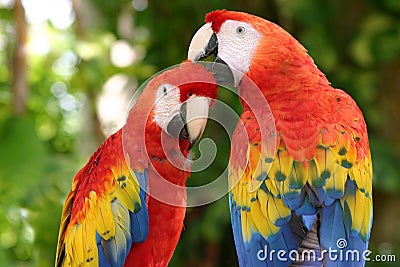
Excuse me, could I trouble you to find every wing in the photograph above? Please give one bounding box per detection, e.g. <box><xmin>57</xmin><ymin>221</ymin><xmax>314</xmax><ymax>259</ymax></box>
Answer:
<box><xmin>56</xmin><ymin>129</ymin><xmax>149</xmax><ymax>267</ymax></box>
<box><xmin>229</xmin><ymin>109</ymin><xmax>306</xmax><ymax>267</ymax></box>
<box><xmin>229</xmin><ymin>89</ymin><xmax>372</xmax><ymax>266</ymax></box>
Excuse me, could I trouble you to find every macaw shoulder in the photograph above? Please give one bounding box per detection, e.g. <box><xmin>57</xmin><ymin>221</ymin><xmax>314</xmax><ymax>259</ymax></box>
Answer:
<box><xmin>68</xmin><ymin>129</ymin><xmax>133</xmax><ymax>224</ymax></box>
<box><xmin>57</xmin><ymin>128</ymin><xmax>149</xmax><ymax>266</ymax></box>
<box><xmin>319</xmin><ymin>87</ymin><xmax>370</xmax><ymax>160</ymax></box>
<box><xmin>270</xmin><ymin>87</ymin><xmax>369</xmax><ymax>161</ymax></box>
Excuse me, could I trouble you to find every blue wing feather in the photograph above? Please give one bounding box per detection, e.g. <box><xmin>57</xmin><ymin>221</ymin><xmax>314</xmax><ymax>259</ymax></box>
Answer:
<box><xmin>320</xmin><ymin>180</ymin><xmax>368</xmax><ymax>267</ymax></box>
<box><xmin>130</xmin><ymin>170</ymin><xmax>149</xmax><ymax>243</ymax></box>
<box><xmin>320</xmin><ymin>200</ymin><xmax>346</xmax><ymax>251</ymax></box>
<box><xmin>56</xmin><ymin>130</ymin><xmax>150</xmax><ymax>267</ymax></box>
<box><xmin>230</xmin><ymin>193</ymin><xmax>306</xmax><ymax>267</ymax></box>
<box><xmin>97</xmin><ymin>232</ymin><xmax>112</xmax><ymax>267</ymax></box>
<box><xmin>230</xmin><ymin>194</ymin><xmax>248</xmax><ymax>266</ymax></box>
<box><xmin>231</xmin><ymin>180</ymin><xmax>370</xmax><ymax>266</ymax></box>
<box><xmin>97</xmin><ymin>170</ymin><xmax>149</xmax><ymax>267</ymax></box>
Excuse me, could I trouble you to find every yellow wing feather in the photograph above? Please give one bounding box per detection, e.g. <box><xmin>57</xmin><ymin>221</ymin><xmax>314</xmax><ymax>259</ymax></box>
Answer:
<box><xmin>56</xmin><ymin>132</ymin><xmax>147</xmax><ymax>267</ymax></box>
<box><xmin>229</xmin><ymin>111</ymin><xmax>373</xmax><ymax>243</ymax></box>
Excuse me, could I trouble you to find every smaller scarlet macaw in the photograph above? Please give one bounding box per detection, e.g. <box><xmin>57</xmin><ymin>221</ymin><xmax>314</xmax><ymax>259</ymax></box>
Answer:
<box><xmin>56</xmin><ymin>62</ymin><xmax>217</xmax><ymax>267</ymax></box>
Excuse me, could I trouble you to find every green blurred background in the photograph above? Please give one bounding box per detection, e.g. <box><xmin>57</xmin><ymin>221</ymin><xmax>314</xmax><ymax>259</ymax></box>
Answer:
<box><xmin>0</xmin><ymin>0</ymin><xmax>399</xmax><ymax>266</ymax></box>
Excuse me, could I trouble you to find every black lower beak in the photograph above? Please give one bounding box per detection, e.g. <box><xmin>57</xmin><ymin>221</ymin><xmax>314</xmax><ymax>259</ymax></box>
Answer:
<box><xmin>194</xmin><ymin>32</ymin><xmax>218</xmax><ymax>61</ymax></box>
<box><xmin>166</xmin><ymin>103</ymin><xmax>200</xmax><ymax>150</ymax></box>
<box><xmin>205</xmin><ymin>32</ymin><xmax>218</xmax><ymax>58</ymax></box>
<box><xmin>211</xmin><ymin>57</ymin><xmax>235</xmax><ymax>87</ymax></box>
<box><xmin>194</xmin><ymin>33</ymin><xmax>235</xmax><ymax>88</ymax></box>
<box><xmin>166</xmin><ymin>113</ymin><xmax>189</xmax><ymax>141</ymax></box>
<box><xmin>165</xmin><ymin>117</ymin><xmax>199</xmax><ymax>150</ymax></box>
<box><xmin>201</xmin><ymin>56</ymin><xmax>235</xmax><ymax>88</ymax></box>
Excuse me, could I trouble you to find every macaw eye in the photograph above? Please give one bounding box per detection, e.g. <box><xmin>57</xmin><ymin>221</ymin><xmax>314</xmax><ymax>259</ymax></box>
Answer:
<box><xmin>236</xmin><ymin>26</ymin><xmax>246</xmax><ymax>35</ymax></box>
<box><xmin>187</xmin><ymin>92</ymin><xmax>193</xmax><ymax>97</ymax></box>
<box><xmin>156</xmin><ymin>84</ymin><xmax>175</xmax><ymax>100</ymax></box>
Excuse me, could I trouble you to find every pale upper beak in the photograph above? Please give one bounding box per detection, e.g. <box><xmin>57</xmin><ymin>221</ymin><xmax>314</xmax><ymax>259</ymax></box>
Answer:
<box><xmin>166</xmin><ymin>96</ymin><xmax>210</xmax><ymax>149</ymax></box>
<box><xmin>185</xmin><ymin>96</ymin><xmax>210</xmax><ymax>148</ymax></box>
<box><xmin>188</xmin><ymin>23</ymin><xmax>217</xmax><ymax>62</ymax></box>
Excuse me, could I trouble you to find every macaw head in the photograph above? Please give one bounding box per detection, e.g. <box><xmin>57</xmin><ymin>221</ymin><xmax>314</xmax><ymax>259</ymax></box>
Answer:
<box><xmin>128</xmin><ymin>61</ymin><xmax>218</xmax><ymax>152</ymax></box>
<box><xmin>188</xmin><ymin>10</ymin><xmax>309</xmax><ymax>87</ymax></box>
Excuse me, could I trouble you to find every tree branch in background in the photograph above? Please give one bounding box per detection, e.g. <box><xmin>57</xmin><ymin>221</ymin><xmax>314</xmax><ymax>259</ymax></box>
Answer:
<box><xmin>12</xmin><ymin>0</ymin><xmax>28</xmax><ymax>115</ymax></box>
<box><xmin>72</xmin><ymin>0</ymin><xmax>84</xmax><ymax>39</ymax></box>
<box><xmin>72</xmin><ymin>0</ymin><xmax>105</xmax><ymax>151</ymax></box>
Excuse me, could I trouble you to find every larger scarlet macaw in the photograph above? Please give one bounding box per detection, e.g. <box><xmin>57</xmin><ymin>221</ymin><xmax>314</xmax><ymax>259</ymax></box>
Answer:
<box><xmin>189</xmin><ymin>10</ymin><xmax>372</xmax><ymax>266</ymax></box>
<box><xmin>56</xmin><ymin>62</ymin><xmax>217</xmax><ymax>267</ymax></box>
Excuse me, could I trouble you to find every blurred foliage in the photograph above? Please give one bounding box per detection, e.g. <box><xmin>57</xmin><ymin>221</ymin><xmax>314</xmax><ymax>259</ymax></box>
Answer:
<box><xmin>0</xmin><ymin>0</ymin><xmax>399</xmax><ymax>266</ymax></box>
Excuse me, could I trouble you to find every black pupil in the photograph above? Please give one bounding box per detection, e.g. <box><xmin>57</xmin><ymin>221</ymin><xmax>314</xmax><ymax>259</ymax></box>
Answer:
<box><xmin>238</xmin><ymin>27</ymin><xmax>243</xmax><ymax>33</ymax></box>
<box><xmin>163</xmin><ymin>87</ymin><xmax>167</xmax><ymax>94</ymax></box>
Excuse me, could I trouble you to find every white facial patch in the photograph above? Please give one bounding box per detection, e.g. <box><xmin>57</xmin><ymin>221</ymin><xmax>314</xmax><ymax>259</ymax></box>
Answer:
<box><xmin>216</xmin><ymin>20</ymin><xmax>262</xmax><ymax>86</ymax></box>
<box><xmin>153</xmin><ymin>84</ymin><xmax>181</xmax><ymax>132</ymax></box>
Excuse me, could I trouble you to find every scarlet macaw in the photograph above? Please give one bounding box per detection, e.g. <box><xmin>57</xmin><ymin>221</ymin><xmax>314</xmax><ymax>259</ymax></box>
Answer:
<box><xmin>189</xmin><ymin>10</ymin><xmax>372</xmax><ymax>266</ymax></box>
<box><xmin>56</xmin><ymin>62</ymin><xmax>217</xmax><ymax>267</ymax></box>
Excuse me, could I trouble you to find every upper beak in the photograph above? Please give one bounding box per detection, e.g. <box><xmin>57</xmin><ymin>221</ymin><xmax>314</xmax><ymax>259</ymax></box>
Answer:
<box><xmin>166</xmin><ymin>96</ymin><xmax>210</xmax><ymax>149</ymax></box>
<box><xmin>188</xmin><ymin>23</ymin><xmax>218</xmax><ymax>62</ymax></box>
<box><xmin>188</xmin><ymin>23</ymin><xmax>235</xmax><ymax>87</ymax></box>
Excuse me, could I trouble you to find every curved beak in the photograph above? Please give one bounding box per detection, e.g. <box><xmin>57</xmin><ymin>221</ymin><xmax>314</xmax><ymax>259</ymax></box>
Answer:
<box><xmin>166</xmin><ymin>96</ymin><xmax>210</xmax><ymax>149</ymax></box>
<box><xmin>188</xmin><ymin>23</ymin><xmax>235</xmax><ymax>87</ymax></box>
<box><xmin>188</xmin><ymin>23</ymin><xmax>218</xmax><ymax>62</ymax></box>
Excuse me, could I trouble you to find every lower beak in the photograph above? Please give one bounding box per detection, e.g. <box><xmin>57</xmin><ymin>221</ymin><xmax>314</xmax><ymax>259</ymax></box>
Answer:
<box><xmin>166</xmin><ymin>96</ymin><xmax>210</xmax><ymax>149</ymax></box>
